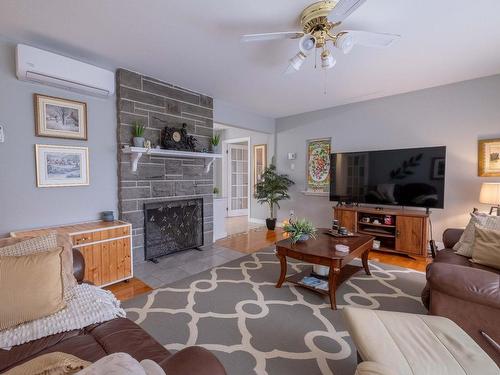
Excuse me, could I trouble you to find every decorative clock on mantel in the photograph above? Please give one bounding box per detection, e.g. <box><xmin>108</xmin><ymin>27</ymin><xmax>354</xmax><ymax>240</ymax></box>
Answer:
<box><xmin>161</xmin><ymin>123</ymin><xmax>198</xmax><ymax>151</ymax></box>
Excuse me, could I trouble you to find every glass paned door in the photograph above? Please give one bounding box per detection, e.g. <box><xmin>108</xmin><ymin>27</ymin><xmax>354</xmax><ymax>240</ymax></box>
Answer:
<box><xmin>228</xmin><ymin>143</ymin><xmax>249</xmax><ymax>216</ymax></box>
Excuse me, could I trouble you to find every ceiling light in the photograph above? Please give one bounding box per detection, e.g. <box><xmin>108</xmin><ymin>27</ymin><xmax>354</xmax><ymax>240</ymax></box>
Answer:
<box><xmin>285</xmin><ymin>52</ymin><xmax>307</xmax><ymax>74</ymax></box>
<box><xmin>299</xmin><ymin>34</ymin><xmax>316</xmax><ymax>54</ymax></box>
<box><xmin>321</xmin><ymin>50</ymin><xmax>336</xmax><ymax>69</ymax></box>
<box><xmin>335</xmin><ymin>32</ymin><xmax>354</xmax><ymax>54</ymax></box>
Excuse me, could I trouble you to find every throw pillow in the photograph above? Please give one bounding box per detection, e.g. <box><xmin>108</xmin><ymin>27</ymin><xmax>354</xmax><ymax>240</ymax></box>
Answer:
<box><xmin>76</xmin><ymin>353</ymin><xmax>166</xmax><ymax>375</ymax></box>
<box><xmin>0</xmin><ymin>248</ymin><xmax>66</xmax><ymax>331</ymax></box>
<box><xmin>0</xmin><ymin>232</ymin><xmax>76</xmax><ymax>299</ymax></box>
<box><xmin>453</xmin><ymin>213</ymin><xmax>500</xmax><ymax>257</ymax></box>
<box><xmin>471</xmin><ymin>225</ymin><xmax>500</xmax><ymax>270</ymax></box>
<box><xmin>3</xmin><ymin>352</ymin><xmax>90</xmax><ymax>375</ymax></box>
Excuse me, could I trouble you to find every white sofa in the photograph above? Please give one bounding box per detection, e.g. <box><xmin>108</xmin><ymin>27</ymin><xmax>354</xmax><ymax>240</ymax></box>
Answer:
<box><xmin>342</xmin><ymin>307</ymin><xmax>499</xmax><ymax>375</ymax></box>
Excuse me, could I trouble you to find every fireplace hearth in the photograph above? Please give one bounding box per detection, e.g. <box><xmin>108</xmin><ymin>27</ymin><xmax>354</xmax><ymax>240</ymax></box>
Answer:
<box><xmin>144</xmin><ymin>198</ymin><xmax>204</xmax><ymax>262</ymax></box>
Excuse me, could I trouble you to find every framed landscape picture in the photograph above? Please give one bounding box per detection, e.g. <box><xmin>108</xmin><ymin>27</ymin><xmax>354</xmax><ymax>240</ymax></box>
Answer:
<box><xmin>35</xmin><ymin>145</ymin><xmax>89</xmax><ymax>187</ymax></box>
<box><xmin>478</xmin><ymin>138</ymin><xmax>500</xmax><ymax>177</ymax></box>
<box><xmin>306</xmin><ymin>138</ymin><xmax>331</xmax><ymax>193</ymax></box>
<box><xmin>35</xmin><ymin>94</ymin><xmax>87</xmax><ymax>140</ymax></box>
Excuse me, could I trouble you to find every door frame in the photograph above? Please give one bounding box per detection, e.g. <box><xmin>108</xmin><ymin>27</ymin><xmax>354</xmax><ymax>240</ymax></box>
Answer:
<box><xmin>222</xmin><ymin>137</ymin><xmax>251</xmax><ymax>218</ymax></box>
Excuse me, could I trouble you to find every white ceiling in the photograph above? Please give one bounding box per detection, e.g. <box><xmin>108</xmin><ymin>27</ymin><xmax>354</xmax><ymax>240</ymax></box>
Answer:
<box><xmin>1</xmin><ymin>0</ymin><xmax>500</xmax><ymax>118</ymax></box>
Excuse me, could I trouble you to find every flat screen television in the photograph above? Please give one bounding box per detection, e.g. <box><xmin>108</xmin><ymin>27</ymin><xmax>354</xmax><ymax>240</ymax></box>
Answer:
<box><xmin>329</xmin><ymin>146</ymin><xmax>446</xmax><ymax>208</ymax></box>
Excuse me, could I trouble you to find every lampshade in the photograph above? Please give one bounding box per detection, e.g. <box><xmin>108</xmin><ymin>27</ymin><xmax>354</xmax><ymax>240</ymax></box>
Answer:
<box><xmin>479</xmin><ymin>183</ymin><xmax>500</xmax><ymax>205</ymax></box>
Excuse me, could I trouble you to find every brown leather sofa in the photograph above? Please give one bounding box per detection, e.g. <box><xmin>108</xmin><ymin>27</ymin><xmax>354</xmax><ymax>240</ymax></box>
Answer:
<box><xmin>422</xmin><ymin>228</ymin><xmax>500</xmax><ymax>366</ymax></box>
<box><xmin>0</xmin><ymin>249</ymin><xmax>227</xmax><ymax>375</ymax></box>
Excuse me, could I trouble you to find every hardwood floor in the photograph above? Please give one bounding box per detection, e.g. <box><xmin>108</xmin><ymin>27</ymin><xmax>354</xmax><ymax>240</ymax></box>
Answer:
<box><xmin>216</xmin><ymin>227</ymin><xmax>431</xmax><ymax>272</ymax></box>
<box><xmin>105</xmin><ymin>277</ymin><xmax>152</xmax><ymax>301</ymax></box>
<box><xmin>107</xmin><ymin>227</ymin><xmax>430</xmax><ymax>301</ymax></box>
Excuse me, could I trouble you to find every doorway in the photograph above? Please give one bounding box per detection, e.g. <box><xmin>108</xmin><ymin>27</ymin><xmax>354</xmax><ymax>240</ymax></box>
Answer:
<box><xmin>225</xmin><ymin>139</ymin><xmax>250</xmax><ymax>217</ymax></box>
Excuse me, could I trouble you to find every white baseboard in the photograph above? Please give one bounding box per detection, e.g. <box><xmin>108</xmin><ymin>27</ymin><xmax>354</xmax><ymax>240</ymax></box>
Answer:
<box><xmin>248</xmin><ymin>217</ymin><xmax>266</xmax><ymax>225</ymax></box>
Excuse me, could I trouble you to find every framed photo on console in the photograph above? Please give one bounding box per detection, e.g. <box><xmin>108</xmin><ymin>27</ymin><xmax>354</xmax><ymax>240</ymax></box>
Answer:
<box><xmin>35</xmin><ymin>144</ymin><xmax>89</xmax><ymax>187</ymax></box>
<box><xmin>34</xmin><ymin>94</ymin><xmax>87</xmax><ymax>140</ymax></box>
<box><xmin>478</xmin><ymin>138</ymin><xmax>500</xmax><ymax>177</ymax></box>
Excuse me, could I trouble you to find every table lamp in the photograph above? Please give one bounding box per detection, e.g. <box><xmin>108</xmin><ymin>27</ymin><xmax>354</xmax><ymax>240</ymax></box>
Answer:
<box><xmin>479</xmin><ymin>183</ymin><xmax>500</xmax><ymax>216</ymax></box>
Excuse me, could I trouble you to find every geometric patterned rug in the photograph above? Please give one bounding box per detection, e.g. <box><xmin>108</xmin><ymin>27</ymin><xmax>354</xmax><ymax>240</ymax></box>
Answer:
<box><xmin>123</xmin><ymin>247</ymin><xmax>427</xmax><ymax>375</ymax></box>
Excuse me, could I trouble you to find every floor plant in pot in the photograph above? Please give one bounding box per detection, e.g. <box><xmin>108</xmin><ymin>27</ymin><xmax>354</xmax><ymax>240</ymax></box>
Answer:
<box><xmin>254</xmin><ymin>164</ymin><xmax>294</xmax><ymax>230</ymax></box>
<box><xmin>283</xmin><ymin>218</ymin><xmax>317</xmax><ymax>243</ymax></box>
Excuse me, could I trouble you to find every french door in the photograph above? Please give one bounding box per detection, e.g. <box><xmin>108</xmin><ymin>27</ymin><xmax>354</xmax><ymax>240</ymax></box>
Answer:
<box><xmin>227</xmin><ymin>143</ymin><xmax>249</xmax><ymax>216</ymax></box>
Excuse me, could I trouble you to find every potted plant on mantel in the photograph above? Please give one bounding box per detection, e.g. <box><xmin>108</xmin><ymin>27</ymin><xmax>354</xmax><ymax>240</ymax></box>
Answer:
<box><xmin>210</xmin><ymin>134</ymin><xmax>221</xmax><ymax>153</ymax></box>
<box><xmin>132</xmin><ymin>121</ymin><xmax>145</xmax><ymax>147</ymax></box>
<box><xmin>254</xmin><ymin>164</ymin><xmax>294</xmax><ymax>230</ymax></box>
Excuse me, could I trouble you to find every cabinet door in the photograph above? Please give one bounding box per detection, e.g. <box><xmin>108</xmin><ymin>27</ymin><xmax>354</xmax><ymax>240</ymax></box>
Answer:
<box><xmin>396</xmin><ymin>216</ymin><xmax>425</xmax><ymax>255</ymax></box>
<box><xmin>335</xmin><ymin>209</ymin><xmax>357</xmax><ymax>232</ymax></box>
<box><xmin>78</xmin><ymin>237</ymin><xmax>132</xmax><ymax>286</ymax></box>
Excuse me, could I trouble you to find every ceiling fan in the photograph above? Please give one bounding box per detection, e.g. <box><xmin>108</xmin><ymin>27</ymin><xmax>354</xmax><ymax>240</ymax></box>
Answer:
<box><xmin>241</xmin><ymin>0</ymin><xmax>400</xmax><ymax>74</ymax></box>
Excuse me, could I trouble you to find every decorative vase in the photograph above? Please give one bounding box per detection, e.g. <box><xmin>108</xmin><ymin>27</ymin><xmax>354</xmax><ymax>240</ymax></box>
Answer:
<box><xmin>133</xmin><ymin>137</ymin><xmax>145</xmax><ymax>147</ymax></box>
<box><xmin>266</xmin><ymin>218</ymin><xmax>277</xmax><ymax>231</ymax></box>
<box><xmin>101</xmin><ymin>211</ymin><xmax>114</xmax><ymax>222</ymax></box>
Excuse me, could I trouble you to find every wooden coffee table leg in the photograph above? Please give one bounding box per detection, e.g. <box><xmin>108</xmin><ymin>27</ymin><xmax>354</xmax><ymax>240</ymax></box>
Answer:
<box><xmin>276</xmin><ymin>253</ymin><xmax>287</xmax><ymax>288</ymax></box>
<box><xmin>328</xmin><ymin>265</ymin><xmax>340</xmax><ymax>310</ymax></box>
<box><xmin>362</xmin><ymin>249</ymin><xmax>371</xmax><ymax>276</ymax></box>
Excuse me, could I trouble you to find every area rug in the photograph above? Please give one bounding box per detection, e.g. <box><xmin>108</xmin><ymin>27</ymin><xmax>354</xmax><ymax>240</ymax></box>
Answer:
<box><xmin>123</xmin><ymin>247</ymin><xmax>426</xmax><ymax>375</ymax></box>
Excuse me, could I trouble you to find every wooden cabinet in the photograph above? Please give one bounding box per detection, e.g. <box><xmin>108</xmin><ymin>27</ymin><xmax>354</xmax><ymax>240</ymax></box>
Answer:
<box><xmin>395</xmin><ymin>216</ymin><xmax>425</xmax><ymax>255</ymax></box>
<box><xmin>12</xmin><ymin>220</ymin><xmax>133</xmax><ymax>287</ymax></box>
<box><xmin>336</xmin><ymin>209</ymin><xmax>357</xmax><ymax>232</ymax></box>
<box><xmin>334</xmin><ymin>206</ymin><xmax>428</xmax><ymax>257</ymax></box>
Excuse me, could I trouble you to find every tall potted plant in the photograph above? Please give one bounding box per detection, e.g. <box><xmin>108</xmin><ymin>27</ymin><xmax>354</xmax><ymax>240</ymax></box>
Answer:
<box><xmin>254</xmin><ymin>164</ymin><xmax>294</xmax><ymax>230</ymax></box>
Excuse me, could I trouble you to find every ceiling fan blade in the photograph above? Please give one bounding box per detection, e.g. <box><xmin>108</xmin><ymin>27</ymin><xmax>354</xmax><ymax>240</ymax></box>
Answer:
<box><xmin>347</xmin><ymin>30</ymin><xmax>401</xmax><ymax>47</ymax></box>
<box><xmin>328</xmin><ymin>0</ymin><xmax>367</xmax><ymax>23</ymax></box>
<box><xmin>241</xmin><ymin>31</ymin><xmax>304</xmax><ymax>43</ymax></box>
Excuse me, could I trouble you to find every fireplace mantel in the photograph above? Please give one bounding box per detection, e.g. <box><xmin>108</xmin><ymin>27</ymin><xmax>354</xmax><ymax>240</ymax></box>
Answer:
<box><xmin>122</xmin><ymin>146</ymin><xmax>222</xmax><ymax>173</ymax></box>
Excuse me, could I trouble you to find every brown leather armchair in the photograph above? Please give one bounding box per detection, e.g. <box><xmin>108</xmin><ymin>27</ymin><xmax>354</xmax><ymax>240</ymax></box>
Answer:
<box><xmin>422</xmin><ymin>229</ymin><xmax>500</xmax><ymax>366</ymax></box>
<box><xmin>0</xmin><ymin>249</ymin><xmax>227</xmax><ymax>375</ymax></box>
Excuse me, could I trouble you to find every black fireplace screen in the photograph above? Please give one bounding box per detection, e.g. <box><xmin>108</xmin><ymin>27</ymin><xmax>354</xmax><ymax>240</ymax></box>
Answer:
<box><xmin>144</xmin><ymin>198</ymin><xmax>203</xmax><ymax>261</ymax></box>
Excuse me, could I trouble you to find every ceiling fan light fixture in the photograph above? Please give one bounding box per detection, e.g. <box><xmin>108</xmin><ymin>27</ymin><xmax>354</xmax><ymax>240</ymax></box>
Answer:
<box><xmin>299</xmin><ymin>34</ymin><xmax>316</xmax><ymax>54</ymax></box>
<box><xmin>285</xmin><ymin>51</ymin><xmax>307</xmax><ymax>74</ymax></box>
<box><xmin>335</xmin><ymin>32</ymin><xmax>354</xmax><ymax>54</ymax></box>
<box><xmin>321</xmin><ymin>49</ymin><xmax>336</xmax><ymax>69</ymax></box>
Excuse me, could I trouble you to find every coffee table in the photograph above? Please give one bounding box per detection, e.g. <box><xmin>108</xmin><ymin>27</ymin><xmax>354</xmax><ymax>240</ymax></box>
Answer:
<box><xmin>275</xmin><ymin>229</ymin><xmax>374</xmax><ymax>310</ymax></box>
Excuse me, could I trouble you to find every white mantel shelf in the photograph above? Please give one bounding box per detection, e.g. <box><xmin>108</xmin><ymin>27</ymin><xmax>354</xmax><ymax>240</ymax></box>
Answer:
<box><xmin>122</xmin><ymin>146</ymin><xmax>222</xmax><ymax>173</ymax></box>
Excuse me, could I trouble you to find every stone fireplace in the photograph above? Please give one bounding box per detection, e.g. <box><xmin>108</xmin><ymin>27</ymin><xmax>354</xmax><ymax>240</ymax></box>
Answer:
<box><xmin>144</xmin><ymin>198</ymin><xmax>204</xmax><ymax>261</ymax></box>
<box><xmin>116</xmin><ymin>69</ymin><xmax>214</xmax><ymax>263</ymax></box>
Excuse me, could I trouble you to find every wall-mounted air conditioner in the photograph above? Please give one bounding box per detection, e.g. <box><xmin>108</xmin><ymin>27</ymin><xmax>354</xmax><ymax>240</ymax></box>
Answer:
<box><xmin>16</xmin><ymin>44</ymin><xmax>115</xmax><ymax>97</ymax></box>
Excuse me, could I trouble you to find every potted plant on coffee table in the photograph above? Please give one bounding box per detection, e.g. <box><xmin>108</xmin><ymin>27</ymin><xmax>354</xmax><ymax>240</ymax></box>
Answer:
<box><xmin>283</xmin><ymin>218</ymin><xmax>317</xmax><ymax>243</ymax></box>
<box><xmin>254</xmin><ymin>164</ymin><xmax>294</xmax><ymax>230</ymax></box>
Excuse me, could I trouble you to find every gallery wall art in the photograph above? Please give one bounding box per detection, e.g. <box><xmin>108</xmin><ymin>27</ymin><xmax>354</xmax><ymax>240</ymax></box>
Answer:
<box><xmin>35</xmin><ymin>144</ymin><xmax>89</xmax><ymax>187</ymax></box>
<box><xmin>306</xmin><ymin>138</ymin><xmax>330</xmax><ymax>193</ymax></box>
<box><xmin>35</xmin><ymin>94</ymin><xmax>87</xmax><ymax>140</ymax></box>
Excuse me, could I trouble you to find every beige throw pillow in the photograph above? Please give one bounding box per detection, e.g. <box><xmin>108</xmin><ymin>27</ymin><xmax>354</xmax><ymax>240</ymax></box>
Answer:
<box><xmin>0</xmin><ymin>248</ymin><xmax>66</xmax><ymax>331</ymax></box>
<box><xmin>471</xmin><ymin>225</ymin><xmax>500</xmax><ymax>270</ymax></box>
<box><xmin>454</xmin><ymin>213</ymin><xmax>500</xmax><ymax>257</ymax></box>
<box><xmin>3</xmin><ymin>352</ymin><xmax>90</xmax><ymax>375</ymax></box>
<box><xmin>0</xmin><ymin>232</ymin><xmax>76</xmax><ymax>299</ymax></box>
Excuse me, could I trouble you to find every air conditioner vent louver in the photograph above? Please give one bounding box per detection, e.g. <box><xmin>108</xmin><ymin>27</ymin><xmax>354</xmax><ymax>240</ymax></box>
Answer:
<box><xmin>16</xmin><ymin>44</ymin><xmax>115</xmax><ymax>97</ymax></box>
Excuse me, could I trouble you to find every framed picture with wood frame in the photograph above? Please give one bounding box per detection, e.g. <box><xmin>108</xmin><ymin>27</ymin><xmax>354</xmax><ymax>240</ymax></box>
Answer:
<box><xmin>253</xmin><ymin>144</ymin><xmax>267</xmax><ymax>189</ymax></box>
<box><xmin>35</xmin><ymin>144</ymin><xmax>89</xmax><ymax>187</ymax></box>
<box><xmin>34</xmin><ymin>94</ymin><xmax>88</xmax><ymax>140</ymax></box>
<box><xmin>478</xmin><ymin>138</ymin><xmax>500</xmax><ymax>177</ymax></box>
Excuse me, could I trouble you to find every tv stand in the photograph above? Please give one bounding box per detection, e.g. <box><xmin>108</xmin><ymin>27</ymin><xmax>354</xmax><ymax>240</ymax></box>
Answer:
<box><xmin>334</xmin><ymin>206</ymin><xmax>429</xmax><ymax>257</ymax></box>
